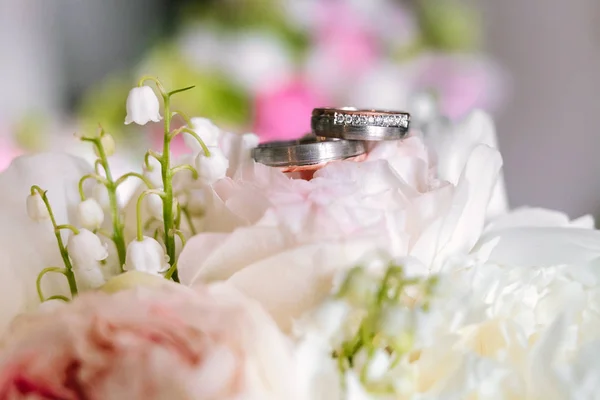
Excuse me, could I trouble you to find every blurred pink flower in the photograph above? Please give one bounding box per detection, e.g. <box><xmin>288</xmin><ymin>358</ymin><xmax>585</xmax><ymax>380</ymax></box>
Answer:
<box><xmin>253</xmin><ymin>79</ymin><xmax>328</xmax><ymax>142</ymax></box>
<box><xmin>0</xmin><ymin>137</ymin><xmax>22</xmax><ymax>172</ymax></box>
<box><xmin>303</xmin><ymin>1</ymin><xmax>380</xmax><ymax>96</ymax></box>
<box><xmin>0</xmin><ymin>284</ymin><xmax>301</xmax><ymax>399</ymax></box>
<box><xmin>315</xmin><ymin>1</ymin><xmax>379</xmax><ymax>77</ymax></box>
<box><xmin>416</xmin><ymin>54</ymin><xmax>506</xmax><ymax>120</ymax></box>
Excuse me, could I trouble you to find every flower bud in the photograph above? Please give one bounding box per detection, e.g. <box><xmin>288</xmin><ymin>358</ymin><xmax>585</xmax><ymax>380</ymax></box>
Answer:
<box><xmin>68</xmin><ymin>229</ymin><xmax>108</xmax><ymax>265</ymax></box>
<box><xmin>26</xmin><ymin>193</ymin><xmax>49</xmax><ymax>221</ymax></box>
<box><xmin>145</xmin><ymin>192</ymin><xmax>164</xmax><ymax>221</ymax></box>
<box><xmin>143</xmin><ymin>156</ymin><xmax>163</xmax><ymax>188</ymax></box>
<box><xmin>195</xmin><ymin>147</ymin><xmax>229</xmax><ymax>185</ymax></box>
<box><xmin>186</xmin><ymin>117</ymin><xmax>221</xmax><ymax>151</ymax></box>
<box><xmin>92</xmin><ymin>183</ymin><xmax>110</xmax><ymax>209</ymax></box>
<box><xmin>124</xmin><ymin>86</ymin><xmax>162</xmax><ymax>125</ymax></box>
<box><xmin>77</xmin><ymin>198</ymin><xmax>105</xmax><ymax>230</ymax></box>
<box><xmin>67</xmin><ymin>229</ymin><xmax>109</xmax><ymax>290</ymax></box>
<box><xmin>124</xmin><ymin>236</ymin><xmax>169</xmax><ymax>275</ymax></box>
<box><xmin>94</xmin><ymin>133</ymin><xmax>116</xmax><ymax>157</ymax></box>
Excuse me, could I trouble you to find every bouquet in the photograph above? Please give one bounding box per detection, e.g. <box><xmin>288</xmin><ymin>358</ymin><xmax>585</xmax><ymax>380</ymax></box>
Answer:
<box><xmin>0</xmin><ymin>77</ymin><xmax>597</xmax><ymax>400</ymax></box>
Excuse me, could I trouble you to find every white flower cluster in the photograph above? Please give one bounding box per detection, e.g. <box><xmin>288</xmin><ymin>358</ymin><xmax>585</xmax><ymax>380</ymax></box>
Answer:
<box><xmin>4</xmin><ymin>83</ymin><xmax>600</xmax><ymax>399</ymax></box>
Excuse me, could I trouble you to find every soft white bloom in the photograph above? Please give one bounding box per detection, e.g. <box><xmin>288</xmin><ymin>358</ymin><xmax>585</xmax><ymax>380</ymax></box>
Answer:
<box><xmin>185</xmin><ymin>117</ymin><xmax>221</xmax><ymax>151</ymax></box>
<box><xmin>77</xmin><ymin>198</ymin><xmax>104</xmax><ymax>230</ymax></box>
<box><xmin>0</xmin><ymin>153</ymin><xmax>91</xmax><ymax>331</ymax></box>
<box><xmin>94</xmin><ymin>133</ymin><xmax>116</xmax><ymax>157</ymax></box>
<box><xmin>145</xmin><ymin>192</ymin><xmax>164</xmax><ymax>221</ymax></box>
<box><xmin>408</xmin><ymin>91</ymin><xmax>439</xmax><ymax>128</ymax></box>
<box><xmin>124</xmin><ymin>236</ymin><xmax>169</xmax><ymax>275</ymax></box>
<box><xmin>295</xmin><ymin>299</ymin><xmax>350</xmax><ymax>341</ymax></box>
<box><xmin>91</xmin><ymin>182</ymin><xmax>110</xmax><ymax>209</ymax></box>
<box><xmin>67</xmin><ymin>229</ymin><xmax>108</xmax><ymax>290</ymax></box>
<box><xmin>143</xmin><ymin>154</ymin><xmax>163</xmax><ymax>188</ymax></box>
<box><xmin>178</xmin><ymin>111</ymin><xmax>502</xmax><ymax>331</ymax></box>
<box><xmin>124</xmin><ymin>86</ymin><xmax>162</xmax><ymax>125</ymax></box>
<box><xmin>26</xmin><ymin>192</ymin><xmax>49</xmax><ymax>221</ymax></box>
<box><xmin>195</xmin><ymin>147</ymin><xmax>229</xmax><ymax>185</ymax></box>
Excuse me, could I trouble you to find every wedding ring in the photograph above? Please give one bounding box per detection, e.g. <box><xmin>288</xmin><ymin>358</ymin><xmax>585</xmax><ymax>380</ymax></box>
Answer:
<box><xmin>311</xmin><ymin>107</ymin><xmax>410</xmax><ymax>141</ymax></box>
<box><xmin>251</xmin><ymin>135</ymin><xmax>366</xmax><ymax>167</ymax></box>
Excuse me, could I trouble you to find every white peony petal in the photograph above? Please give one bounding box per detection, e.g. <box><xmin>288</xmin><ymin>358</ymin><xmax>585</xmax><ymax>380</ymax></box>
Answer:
<box><xmin>0</xmin><ymin>153</ymin><xmax>92</xmax><ymax>330</ymax></box>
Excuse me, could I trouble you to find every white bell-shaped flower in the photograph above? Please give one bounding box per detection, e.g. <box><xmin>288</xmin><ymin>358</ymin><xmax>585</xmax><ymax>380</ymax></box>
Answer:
<box><xmin>77</xmin><ymin>198</ymin><xmax>105</xmax><ymax>230</ymax></box>
<box><xmin>185</xmin><ymin>117</ymin><xmax>221</xmax><ymax>151</ymax></box>
<box><xmin>67</xmin><ymin>229</ymin><xmax>108</xmax><ymax>290</ymax></box>
<box><xmin>124</xmin><ymin>236</ymin><xmax>169</xmax><ymax>275</ymax></box>
<box><xmin>124</xmin><ymin>86</ymin><xmax>162</xmax><ymax>125</ymax></box>
<box><xmin>195</xmin><ymin>147</ymin><xmax>229</xmax><ymax>185</ymax></box>
<box><xmin>143</xmin><ymin>155</ymin><xmax>163</xmax><ymax>188</ymax></box>
<box><xmin>26</xmin><ymin>193</ymin><xmax>49</xmax><ymax>221</ymax></box>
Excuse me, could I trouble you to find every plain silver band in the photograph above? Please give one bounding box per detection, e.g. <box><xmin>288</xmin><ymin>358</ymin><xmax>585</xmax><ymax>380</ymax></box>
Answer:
<box><xmin>311</xmin><ymin>108</ymin><xmax>410</xmax><ymax>141</ymax></box>
<box><xmin>252</xmin><ymin>137</ymin><xmax>366</xmax><ymax>167</ymax></box>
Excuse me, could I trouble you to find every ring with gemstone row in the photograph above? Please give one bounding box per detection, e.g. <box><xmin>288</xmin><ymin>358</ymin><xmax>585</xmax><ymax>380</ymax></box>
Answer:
<box><xmin>251</xmin><ymin>135</ymin><xmax>366</xmax><ymax>167</ymax></box>
<box><xmin>311</xmin><ymin>107</ymin><xmax>411</xmax><ymax>141</ymax></box>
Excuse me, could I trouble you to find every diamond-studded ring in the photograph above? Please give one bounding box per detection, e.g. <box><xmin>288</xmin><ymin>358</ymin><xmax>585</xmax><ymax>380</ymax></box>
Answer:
<box><xmin>311</xmin><ymin>107</ymin><xmax>410</xmax><ymax>141</ymax></box>
<box><xmin>251</xmin><ymin>135</ymin><xmax>366</xmax><ymax>167</ymax></box>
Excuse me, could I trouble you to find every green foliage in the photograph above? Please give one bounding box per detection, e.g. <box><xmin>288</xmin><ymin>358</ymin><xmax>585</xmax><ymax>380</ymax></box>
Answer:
<box><xmin>418</xmin><ymin>0</ymin><xmax>481</xmax><ymax>52</ymax></box>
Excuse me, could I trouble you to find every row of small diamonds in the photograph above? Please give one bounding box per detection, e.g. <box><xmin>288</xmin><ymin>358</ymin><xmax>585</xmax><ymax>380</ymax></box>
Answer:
<box><xmin>332</xmin><ymin>112</ymin><xmax>409</xmax><ymax>128</ymax></box>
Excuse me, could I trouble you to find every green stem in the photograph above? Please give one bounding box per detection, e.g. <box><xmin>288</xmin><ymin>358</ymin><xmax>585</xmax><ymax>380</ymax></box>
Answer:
<box><xmin>171</xmin><ymin>229</ymin><xmax>186</xmax><ymax>247</ymax></box>
<box><xmin>181</xmin><ymin>206</ymin><xmax>197</xmax><ymax>235</ymax></box>
<box><xmin>115</xmin><ymin>172</ymin><xmax>154</xmax><ymax>189</ymax></box>
<box><xmin>30</xmin><ymin>186</ymin><xmax>78</xmax><ymax>297</ymax></box>
<box><xmin>172</xmin><ymin>110</ymin><xmax>193</xmax><ymax>127</ymax></box>
<box><xmin>136</xmin><ymin>189</ymin><xmax>165</xmax><ymax>242</ymax></box>
<box><xmin>78</xmin><ymin>174</ymin><xmax>108</xmax><ymax>201</ymax></box>
<box><xmin>93</xmin><ymin>137</ymin><xmax>127</xmax><ymax>271</ymax></box>
<box><xmin>36</xmin><ymin>267</ymin><xmax>67</xmax><ymax>302</ymax></box>
<box><xmin>161</xmin><ymin>95</ymin><xmax>178</xmax><ymax>282</ymax></box>
<box><xmin>173</xmin><ymin>127</ymin><xmax>211</xmax><ymax>157</ymax></box>
<box><xmin>171</xmin><ymin>164</ymin><xmax>199</xmax><ymax>180</ymax></box>
<box><xmin>55</xmin><ymin>224</ymin><xmax>80</xmax><ymax>235</ymax></box>
<box><xmin>144</xmin><ymin>150</ymin><xmax>163</xmax><ymax>170</ymax></box>
<box><xmin>45</xmin><ymin>295</ymin><xmax>70</xmax><ymax>302</ymax></box>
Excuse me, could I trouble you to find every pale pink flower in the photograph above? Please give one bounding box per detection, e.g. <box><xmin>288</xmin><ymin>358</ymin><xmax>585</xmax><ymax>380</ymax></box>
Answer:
<box><xmin>179</xmin><ymin>112</ymin><xmax>504</xmax><ymax>331</ymax></box>
<box><xmin>0</xmin><ymin>138</ymin><xmax>22</xmax><ymax>173</ymax></box>
<box><xmin>253</xmin><ymin>79</ymin><xmax>329</xmax><ymax>142</ymax></box>
<box><xmin>0</xmin><ymin>283</ymin><xmax>301</xmax><ymax>399</ymax></box>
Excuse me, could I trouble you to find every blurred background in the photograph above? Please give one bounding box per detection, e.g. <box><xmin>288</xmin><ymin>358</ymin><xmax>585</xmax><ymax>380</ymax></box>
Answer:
<box><xmin>0</xmin><ymin>0</ymin><xmax>599</xmax><ymax>219</ymax></box>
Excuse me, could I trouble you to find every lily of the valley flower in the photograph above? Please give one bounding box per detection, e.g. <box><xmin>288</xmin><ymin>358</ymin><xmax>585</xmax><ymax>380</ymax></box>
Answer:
<box><xmin>0</xmin><ymin>153</ymin><xmax>91</xmax><ymax>331</ymax></box>
<box><xmin>124</xmin><ymin>86</ymin><xmax>162</xmax><ymax>125</ymax></box>
<box><xmin>124</xmin><ymin>236</ymin><xmax>169</xmax><ymax>275</ymax></box>
<box><xmin>195</xmin><ymin>147</ymin><xmax>229</xmax><ymax>185</ymax></box>
<box><xmin>77</xmin><ymin>198</ymin><xmax>105</xmax><ymax>230</ymax></box>
<box><xmin>67</xmin><ymin>229</ymin><xmax>108</xmax><ymax>290</ymax></box>
<box><xmin>26</xmin><ymin>192</ymin><xmax>49</xmax><ymax>221</ymax></box>
<box><xmin>143</xmin><ymin>155</ymin><xmax>163</xmax><ymax>188</ymax></box>
<box><xmin>185</xmin><ymin>117</ymin><xmax>221</xmax><ymax>151</ymax></box>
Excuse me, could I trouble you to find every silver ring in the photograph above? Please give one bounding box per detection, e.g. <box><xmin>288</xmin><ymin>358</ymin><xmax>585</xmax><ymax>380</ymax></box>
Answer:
<box><xmin>252</xmin><ymin>135</ymin><xmax>366</xmax><ymax>167</ymax></box>
<box><xmin>311</xmin><ymin>107</ymin><xmax>410</xmax><ymax>141</ymax></box>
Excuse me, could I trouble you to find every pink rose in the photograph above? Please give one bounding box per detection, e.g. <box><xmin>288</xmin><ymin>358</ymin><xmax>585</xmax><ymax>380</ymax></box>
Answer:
<box><xmin>253</xmin><ymin>79</ymin><xmax>329</xmax><ymax>142</ymax></box>
<box><xmin>0</xmin><ymin>283</ymin><xmax>301</xmax><ymax>399</ymax></box>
